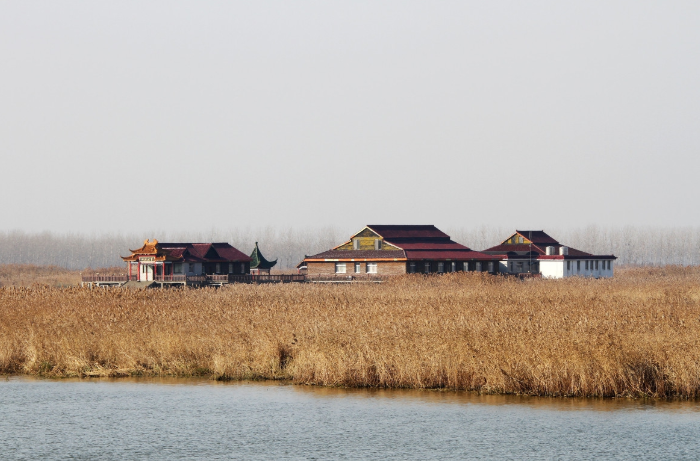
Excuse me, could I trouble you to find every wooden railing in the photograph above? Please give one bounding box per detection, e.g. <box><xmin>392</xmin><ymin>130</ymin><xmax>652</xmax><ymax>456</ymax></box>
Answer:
<box><xmin>154</xmin><ymin>274</ymin><xmax>187</xmax><ymax>282</ymax></box>
<box><xmin>228</xmin><ymin>274</ymin><xmax>306</xmax><ymax>283</ymax></box>
<box><xmin>81</xmin><ymin>275</ymin><xmax>130</xmax><ymax>283</ymax></box>
<box><xmin>305</xmin><ymin>274</ymin><xmax>388</xmax><ymax>282</ymax></box>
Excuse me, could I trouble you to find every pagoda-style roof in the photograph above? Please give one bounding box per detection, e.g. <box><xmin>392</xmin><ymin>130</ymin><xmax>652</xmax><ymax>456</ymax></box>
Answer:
<box><xmin>250</xmin><ymin>242</ymin><xmax>277</xmax><ymax>270</ymax></box>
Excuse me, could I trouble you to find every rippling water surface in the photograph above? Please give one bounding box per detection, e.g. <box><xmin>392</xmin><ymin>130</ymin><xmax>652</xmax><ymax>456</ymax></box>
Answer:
<box><xmin>1</xmin><ymin>377</ymin><xmax>699</xmax><ymax>460</ymax></box>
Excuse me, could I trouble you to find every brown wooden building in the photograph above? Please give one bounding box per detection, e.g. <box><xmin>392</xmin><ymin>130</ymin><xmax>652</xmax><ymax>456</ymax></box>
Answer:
<box><xmin>121</xmin><ymin>239</ymin><xmax>251</xmax><ymax>283</ymax></box>
<box><xmin>298</xmin><ymin>225</ymin><xmax>500</xmax><ymax>276</ymax></box>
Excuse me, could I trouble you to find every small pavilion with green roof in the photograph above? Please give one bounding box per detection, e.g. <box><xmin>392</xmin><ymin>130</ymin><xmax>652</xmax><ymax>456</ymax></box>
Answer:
<box><xmin>250</xmin><ymin>242</ymin><xmax>278</xmax><ymax>274</ymax></box>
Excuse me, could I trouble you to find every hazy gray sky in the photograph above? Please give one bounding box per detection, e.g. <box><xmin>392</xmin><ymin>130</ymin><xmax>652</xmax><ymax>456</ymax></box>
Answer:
<box><xmin>1</xmin><ymin>1</ymin><xmax>698</xmax><ymax>234</ymax></box>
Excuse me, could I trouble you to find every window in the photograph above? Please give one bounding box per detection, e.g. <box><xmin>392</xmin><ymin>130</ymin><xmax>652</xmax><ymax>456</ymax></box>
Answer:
<box><xmin>567</xmin><ymin>261</ymin><xmax>571</xmax><ymax>271</ymax></box>
<box><xmin>374</xmin><ymin>239</ymin><xmax>382</xmax><ymax>250</ymax></box>
<box><xmin>476</xmin><ymin>262</ymin><xmax>482</xmax><ymax>272</ymax></box>
<box><xmin>353</xmin><ymin>239</ymin><xmax>360</xmax><ymax>250</ymax></box>
<box><xmin>509</xmin><ymin>262</ymin><xmax>513</xmax><ymax>272</ymax></box>
<box><xmin>335</xmin><ymin>263</ymin><xmax>346</xmax><ymax>274</ymax></box>
<box><xmin>355</xmin><ymin>262</ymin><xmax>361</xmax><ymax>273</ymax></box>
<box><xmin>367</xmin><ymin>262</ymin><xmax>378</xmax><ymax>274</ymax></box>
<box><xmin>409</xmin><ymin>262</ymin><xmax>416</xmax><ymax>273</ymax></box>
<box><xmin>216</xmin><ymin>263</ymin><xmax>221</xmax><ymax>274</ymax></box>
<box><xmin>240</xmin><ymin>263</ymin><xmax>245</xmax><ymax>274</ymax></box>
<box><xmin>174</xmin><ymin>263</ymin><xmax>182</xmax><ymax>274</ymax></box>
<box><xmin>585</xmin><ymin>261</ymin><xmax>589</xmax><ymax>270</ymax></box>
<box><xmin>229</xmin><ymin>263</ymin><xmax>233</xmax><ymax>273</ymax></box>
<box><xmin>516</xmin><ymin>262</ymin><xmax>524</xmax><ymax>272</ymax></box>
<box><xmin>437</xmin><ymin>262</ymin><xmax>444</xmax><ymax>273</ymax></box>
<box><xmin>595</xmin><ymin>261</ymin><xmax>599</xmax><ymax>270</ymax></box>
<box><xmin>451</xmin><ymin>262</ymin><xmax>456</xmax><ymax>272</ymax></box>
<box><xmin>607</xmin><ymin>260</ymin><xmax>611</xmax><ymax>270</ymax></box>
<box><xmin>463</xmin><ymin>262</ymin><xmax>469</xmax><ymax>272</ymax></box>
<box><xmin>577</xmin><ymin>261</ymin><xmax>581</xmax><ymax>271</ymax></box>
<box><xmin>424</xmin><ymin>262</ymin><xmax>431</xmax><ymax>273</ymax></box>
<box><xmin>518</xmin><ymin>236</ymin><xmax>524</xmax><ymax>244</ymax></box>
<box><xmin>488</xmin><ymin>262</ymin><xmax>494</xmax><ymax>273</ymax></box>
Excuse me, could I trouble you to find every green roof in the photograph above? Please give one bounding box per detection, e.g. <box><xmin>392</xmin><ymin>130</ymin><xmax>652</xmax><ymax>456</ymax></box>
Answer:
<box><xmin>250</xmin><ymin>242</ymin><xmax>277</xmax><ymax>270</ymax></box>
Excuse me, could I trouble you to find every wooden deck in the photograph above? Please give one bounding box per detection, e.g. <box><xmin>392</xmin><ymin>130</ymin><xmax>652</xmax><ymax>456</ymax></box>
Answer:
<box><xmin>81</xmin><ymin>273</ymin><xmax>306</xmax><ymax>287</ymax></box>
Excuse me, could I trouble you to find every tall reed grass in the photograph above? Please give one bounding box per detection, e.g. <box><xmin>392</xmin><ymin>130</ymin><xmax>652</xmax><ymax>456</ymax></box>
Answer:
<box><xmin>1</xmin><ymin>266</ymin><xmax>699</xmax><ymax>397</ymax></box>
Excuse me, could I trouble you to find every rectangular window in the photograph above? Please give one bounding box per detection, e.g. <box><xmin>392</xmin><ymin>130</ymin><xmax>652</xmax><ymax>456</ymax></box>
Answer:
<box><xmin>577</xmin><ymin>261</ymin><xmax>580</xmax><ymax>271</ymax></box>
<box><xmin>463</xmin><ymin>262</ymin><xmax>469</xmax><ymax>272</ymax></box>
<box><xmin>353</xmin><ymin>239</ymin><xmax>360</xmax><ymax>250</ymax></box>
<box><xmin>240</xmin><ymin>263</ymin><xmax>245</xmax><ymax>274</ymax></box>
<box><xmin>355</xmin><ymin>262</ymin><xmax>361</xmax><ymax>273</ymax></box>
<box><xmin>585</xmin><ymin>261</ymin><xmax>589</xmax><ymax>270</ymax></box>
<box><xmin>518</xmin><ymin>236</ymin><xmax>524</xmax><ymax>244</ymax></box>
<box><xmin>216</xmin><ymin>263</ymin><xmax>221</xmax><ymax>274</ymax></box>
<box><xmin>367</xmin><ymin>262</ymin><xmax>378</xmax><ymax>274</ymax></box>
<box><xmin>229</xmin><ymin>263</ymin><xmax>233</xmax><ymax>273</ymax></box>
<box><xmin>451</xmin><ymin>262</ymin><xmax>456</xmax><ymax>272</ymax></box>
<box><xmin>424</xmin><ymin>262</ymin><xmax>431</xmax><ymax>273</ymax></box>
<box><xmin>476</xmin><ymin>262</ymin><xmax>482</xmax><ymax>272</ymax></box>
<box><xmin>607</xmin><ymin>261</ymin><xmax>611</xmax><ymax>270</ymax></box>
<box><xmin>567</xmin><ymin>260</ymin><xmax>570</xmax><ymax>271</ymax></box>
<box><xmin>174</xmin><ymin>263</ymin><xmax>182</xmax><ymax>274</ymax></box>
<box><xmin>488</xmin><ymin>262</ymin><xmax>494</xmax><ymax>273</ymax></box>
<box><xmin>374</xmin><ymin>239</ymin><xmax>382</xmax><ymax>250</ymax></box>
<box><xmin>595</xmin><ymin>261</ymin><xmax>599</xmax><ymax>270</ymax></box>
<box><xmin>516</xmin><ymin>262</ymin><xmax>524</xmax><ymax>272</ymax></box>
<box><xmin>335</xmin><ymin>263</ymin><xmax>346</xmax><ymax>274</ymax></box>
<box><xmin>437</xmin><ymin>262</ymin><xmax>444</xmax><ymax>273</ymax></box>
<box><xmin>409</xmin><ymin>262</ymin><xmax>416</xmax><ymax>273</ymax></box>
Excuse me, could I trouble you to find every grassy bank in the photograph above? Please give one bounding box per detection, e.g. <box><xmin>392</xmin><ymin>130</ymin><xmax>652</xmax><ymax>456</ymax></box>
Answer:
<box><xmin>1</xmin><ymin>267</ymin><xmax>699</xmax><ymax>397</ymax></box>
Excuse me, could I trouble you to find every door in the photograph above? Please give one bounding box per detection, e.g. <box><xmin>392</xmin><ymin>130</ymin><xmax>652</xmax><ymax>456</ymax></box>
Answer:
<box><xmin>141</xmin><ymin>264</ymin><xmax>153</xmax><ymax>281</ymax></box>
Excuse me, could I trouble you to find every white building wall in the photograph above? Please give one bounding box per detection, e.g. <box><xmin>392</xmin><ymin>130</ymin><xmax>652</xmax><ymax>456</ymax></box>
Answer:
<box><xmin>562</xmin><ymin>259</ymin><xmax>614</xmax><ymax>278</ymax></box>
<box><xmin>540</xmin><ymin>260</ymin><xmax>565</xmax><ymax>279</ymax></box>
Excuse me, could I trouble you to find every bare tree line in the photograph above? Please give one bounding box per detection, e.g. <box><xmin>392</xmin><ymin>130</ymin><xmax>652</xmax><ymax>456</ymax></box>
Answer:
<box><xmin>1</xmin><ymin>226</ymin><xmax>699</xmax><ymax>270</ymax></box>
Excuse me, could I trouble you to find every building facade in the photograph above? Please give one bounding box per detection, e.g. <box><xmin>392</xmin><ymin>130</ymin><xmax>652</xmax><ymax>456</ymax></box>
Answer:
<box><xmin>298</xmin><ymin>225</ymin><xmax>501</xmax><ymax>276</ymax></box>
<box><xmin>121</xmin><ymin>239</ymin><xmax>251</xmax><ymax>282</ymax></box>
<box><xmin>481</xmin><ymin>230</ymin><xmax>616</xmax><ymax>278</ymax></box>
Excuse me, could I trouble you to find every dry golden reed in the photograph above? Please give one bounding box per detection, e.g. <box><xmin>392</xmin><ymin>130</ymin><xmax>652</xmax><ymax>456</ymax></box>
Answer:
<box><xmin>1</xmin><ymin>266</ymin><xmax>699</xmax><ymax>398</ymax></box>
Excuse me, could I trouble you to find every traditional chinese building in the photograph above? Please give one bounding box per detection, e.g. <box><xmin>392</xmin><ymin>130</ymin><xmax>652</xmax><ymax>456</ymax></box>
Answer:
<box><xmin>250</xmin><ymin>242</ymin><xmax>277</xmax><ymax>274</ymax></box>
<box><xmin>480</xmin><ymin>230</ymin><xmax>617</xmax><ymax>278</ymax></box>
<box><xmin>121</xmin><ymin>239</ymin><xmax>252</xmax><ymax>283</ymax></box>
<box><xmin>297</xmin><ymin>225</ymin><xmax>501</xmax><ymax>276</ymax></box>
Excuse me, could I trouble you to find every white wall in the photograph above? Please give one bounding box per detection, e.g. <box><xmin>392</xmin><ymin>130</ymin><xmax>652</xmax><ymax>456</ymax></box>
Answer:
<box><xmin>563</xmin><ymin>259</ymin><xmax>614</xmax><ymax>278</ymax></box>
<box><xmin>540</xmin><ymin>260</ymin><xmax>565</xmax><ymax>278</ymax></box>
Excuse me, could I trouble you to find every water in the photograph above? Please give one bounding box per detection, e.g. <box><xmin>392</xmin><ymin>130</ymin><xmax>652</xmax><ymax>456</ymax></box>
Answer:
<box><xmin>1</xmin><ymin>377</ymin><xmax>699</xmax><ymax>460</ymax></box>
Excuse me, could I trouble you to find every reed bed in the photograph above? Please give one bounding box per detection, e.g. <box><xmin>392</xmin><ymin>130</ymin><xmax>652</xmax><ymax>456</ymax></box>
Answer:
<box><xmin>1</xmin><ymin>266</ymin><xmax>699</xmax><ymax>398</ymax></box>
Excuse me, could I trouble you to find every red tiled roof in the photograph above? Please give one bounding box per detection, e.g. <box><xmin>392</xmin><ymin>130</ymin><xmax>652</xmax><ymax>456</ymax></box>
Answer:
<box><xmin>515</xmin><ymin>230</ymin><xmax>559</xmax><ymax>245</ymax></box>
<box><xmin>211</xmin><ymin>243</ymin><xmax>252</xmax><ymax>262</ymax></box>
<box><xmin>305</xmin><ymin>250</ymin><xmax>406</xmax><ymax>260</ymax></box>
<box><xmin>150</xmin><ymin>242</ymin><xmax>251</xmax><ymax>262</ymax></box>
<box><xmin>389</xmin><ymin>241</ymin><xmax>471</xmax><ymax>250</ymax></box>
<box><xmin>482</xmin><ymin>240</ymin><xmax>616</xmax><ymax>260</ymax></box>
<box><xmin>368</xmin><ymin>225</ymin><xmax>450</xmax><ymax>240</ymax></box>
<box><xmin>404</xmin><ymin>250</ymin><xmax>500</xmax><ymax>261</ymax></box>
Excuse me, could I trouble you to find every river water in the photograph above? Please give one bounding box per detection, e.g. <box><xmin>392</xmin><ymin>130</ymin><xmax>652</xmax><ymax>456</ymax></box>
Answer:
<box><xmin>1</xmin><ymin>377</ymin><xmax>699</xmax><ymax>460</ymax></box>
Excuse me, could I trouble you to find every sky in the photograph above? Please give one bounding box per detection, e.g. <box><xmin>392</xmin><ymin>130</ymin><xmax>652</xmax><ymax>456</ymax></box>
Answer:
<box><xmin>1</xmin><ymin>1</ymin><xmax>699</xmax><ymax>234</ymax></box>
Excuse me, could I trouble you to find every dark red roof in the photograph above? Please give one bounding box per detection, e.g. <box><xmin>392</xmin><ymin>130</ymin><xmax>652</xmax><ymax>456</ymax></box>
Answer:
<box><xmin>483</xmin><ymin>233</ymin><xmax>616</xmax><ymax>260</ymax></box>
<box><xmin>404</xmin><ymin>250</ymin><xmax>500</xmax><ymax>261</ymax></box>
<box><xmin>368</xmin><ymin>225</ymin><xmax>450</xmax><ymax>240</ymax></box>
<box><xmin>157</xmin><ymin>242</ymin><xmax>251</xmax><ymax>263</ymax></box>
<box><xmin>301</xmin><ymin>224</ymin><xmax>501</xmax><ymax>265</ymax></box>
<box><xmin>305</xmin><ymin>250</ymin><xmax>406</xmax><ymax>260</ymax></box>
<box><xmin>514</xmin><ymin>230</ymin><xmax>559</xmax><ymax>245</ymax></box>
<box><xmin>391</xmin><ymin>241</ymin><xmax>470</xmax><ymax>250</ymax></box>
